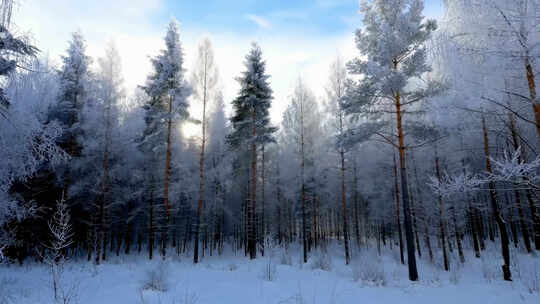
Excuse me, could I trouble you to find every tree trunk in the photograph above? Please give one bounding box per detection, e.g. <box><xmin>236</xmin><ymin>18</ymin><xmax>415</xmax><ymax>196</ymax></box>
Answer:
<box><xmin>393</xmin><ymin>63</ymin><xmax>418</xmax><ymax>280</ymax></box>
<box><xmin>409</xmin><ymin>186</ymin><xmax>422</xmax><ymax>258</ymax></box>
<box><xmin>194</xmin><ymin>70</ymin><xmax>208</xmax><ymax>264</ymax></box>
<box><xmin>353</xmin><ymin>162</ymin><xmax>361</xmax><ymax>248</ymax></box>
<box><xmin>452</xmin><ymin>205</ymin><xmax>465</xmax><ymax>263</ymax></box>
<box><xmin>261</xmin><ymin>145</ymin><xmax>266</xmax><ymax>256</ymax></box>
<box><xmin>340</xmin><ymin>146</ymin><xmax>350</xmax><ymax>264</ymax></box>
<box><xmin>509</xmin><ymin>113</ymin><xmax>533</xmax><ymax>252</ymax></box>
<box><xmin>249</xmin><ymin>110</ymin><xmax>257</xmax><ymax>260</ymax></box>
<box><xmin>523</xmin><ymin>55</ymin><xmax>540</xmax><ymax>138</ymax></box>
<box><xmin>149</xmin><ymin>187</ymin><xmax>154</xmax><ymax>260</ymax></box>
<box><xmin>482</xmin><ymin>117</ymin><xmax>512</xmax><ymax>281</ymax></box>
<box><xmin>435</xmin><ymin>150</ymin><xmax>449</xmax><ymax>271</ymax></box>
<box><xmin>300</xmin><ymin>94</ymin><xmax>308</xmax><ymax>264</ymax></box>
<box><xmin>164</xmin><ymin>96</ymin><xmax>173</xmax><ymax>215</ymax></box>
<box><xmin>393</xmin><ymin>152</ymin><xmax>405</xmax><ymax>265</ymax></box>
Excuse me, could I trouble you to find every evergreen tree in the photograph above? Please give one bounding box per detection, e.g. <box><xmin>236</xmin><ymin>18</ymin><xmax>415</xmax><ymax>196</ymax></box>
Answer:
<box><xmin>228</xmin><ymin>43</ymin><xmax>276</xmax><ymax>259</ymax></box>
<box><xmin>0</xmin><ymin>0</ymin><xmax>37</xmax><ymax>118</ymax></box>
<box><xmin>342</xmin><ymin>0</ymin><xmax>441</xmax><ymax>281</ymax></box>
<box><xmin>140</xmin><ymin>20</ymin><xmax>190</xmax><ymax>259</ymax></box>
<box><xmin>54</xmin><ymin>32</ymin><xmax>91</xmax><ymax>158</ymax></box>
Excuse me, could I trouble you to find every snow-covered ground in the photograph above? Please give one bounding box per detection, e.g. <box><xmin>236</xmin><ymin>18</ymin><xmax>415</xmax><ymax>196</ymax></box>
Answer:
<box><xmin>1</xmin><ymin>243</ymin><xmax>539</xmax><ymax>304</ymax></box>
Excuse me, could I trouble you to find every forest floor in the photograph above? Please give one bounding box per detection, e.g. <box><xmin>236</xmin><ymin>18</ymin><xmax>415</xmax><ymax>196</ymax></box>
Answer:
<box><xmin>1</xmin><ymin>242</ymin><xmax>539</xmax><ymax>304</ymax></box>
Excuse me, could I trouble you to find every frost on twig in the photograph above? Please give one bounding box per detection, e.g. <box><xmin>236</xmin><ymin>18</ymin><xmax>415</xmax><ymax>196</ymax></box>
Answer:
<box><xmin>428</xmin><ymin>149</ymin><xmax>540</xmax><ymax>198</ymax></box>
<box><xmin>40</xmin><ymin>195</ymin><xmax>74</xmax><ymax>302</ymax></box>
<box><xmin>428</xmin><ymin>170</ymin><xmax>485</xmax><ymax>198</ymax></box>
<box><xmin>488</xmin><ymin>148</ymin><xmax>540</xmax><ymax>186</ymax></box>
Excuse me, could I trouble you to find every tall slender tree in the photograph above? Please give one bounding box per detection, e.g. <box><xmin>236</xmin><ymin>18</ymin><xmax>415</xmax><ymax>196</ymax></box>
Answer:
<box><xmin>228</xmin><ymin>43</ymin><xmax>276</xmax><ymax>259</ymax></box>
<box><xmin>50</xmin><ymin>31</ymin><xmax>93</xmax><ymax>208</ymax></box>
<box><xmin>191</xmin><ymin>38</ymin><xmax>219</xmax><ymax>263</ymax></box>
<box><xmin>75</xmin><ymin>41</ymin><xmax>125</xmax><ymax>264</ymax></box>
<box><xmin>324</xmin><ymin>57</ymin><xmax>351</xmax><ymax>264</ymax></box>
<box><xmin>140</xmin><ymin>20</ymin><xmax>190</xmax><ymax>259</ymax></box>
<box><xmin>342</xmin><ymin>0</ymin><xmax>441</xmax><ymax>281</ymax></box>
<box><xmin>282</xmin><ymin>79</ymin><xmax>322</xmax><ymax>263</ymax></box>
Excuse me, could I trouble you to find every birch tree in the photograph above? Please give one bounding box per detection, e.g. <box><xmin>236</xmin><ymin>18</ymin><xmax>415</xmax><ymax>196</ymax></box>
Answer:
<box><xmin>190</xmin><ymin>38</ymin><xmax>219</xmax><ymax>263</ymax></box>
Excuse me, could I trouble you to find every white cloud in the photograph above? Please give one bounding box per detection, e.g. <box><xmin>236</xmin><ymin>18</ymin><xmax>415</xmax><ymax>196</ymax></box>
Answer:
<box><xmin>13</xmin><ymin>1</ymin><xmax>359</xmax><ymax>129</ymax></box>
<box><xmin>245</xmin><ymin>14</ymin><xmax>272</xmax><ymax>29</ymax></box>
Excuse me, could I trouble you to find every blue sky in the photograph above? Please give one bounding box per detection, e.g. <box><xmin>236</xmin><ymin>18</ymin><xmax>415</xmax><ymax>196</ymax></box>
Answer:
<box><xmin>16</xmin><ymin>0</ymin><xmax>445</xmax><ymax>126</ymax></box>
<box><xmin>165</xmin><ymin>0</ymin><xmax>443</xmax><ymax>34</ymax></box>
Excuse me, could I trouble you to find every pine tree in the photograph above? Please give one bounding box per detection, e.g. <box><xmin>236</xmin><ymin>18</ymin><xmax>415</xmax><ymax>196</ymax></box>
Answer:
<box><xmin>140</xmin><ymin>20</ymin><xmax>191</xmax><ymax>259</ymax></box>
<box><xmin>342</xmin><ymin>0</ymin><xmax>441</xmax><ymax>281</ymax></box>
<box><xmin>228</xmin><ymin>43</ymin><xmax>276</xmax><ymax>259</ymax></box>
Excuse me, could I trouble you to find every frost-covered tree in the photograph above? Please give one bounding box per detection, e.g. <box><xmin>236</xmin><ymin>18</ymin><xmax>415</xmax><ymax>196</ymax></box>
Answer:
<box><xmin>0</xmin><ymin>1</ymin><xmax>37</xmax><ymax>119</ymax></box>
<box><xmin>205</xmin><ymin>92</ymin><xmax>230</xmax><ymax>256</ymax></box>
<box><xmin>140</xmin><ymin>20</ymin><xmax>190</xmax><ymax>259</ymax></box>
<box><xmin>228</xmin><ymin>43</ymin><xmax>276</xmax><ymax>259</ymax></box>
<box><xmin>73</xmin><ymin>41</ymin><xmax>125</xmax><ymax>264</ymax></box>
<box><xmin>446</xmin><ymin>0</ymin><xmax>540</xmax><ymax>137</ymax></box>
<box><xmin>323</xmin><ymin>57</ymin><xmax>352</xmax><ymax>264</ymax></box>
<box><xmin>0</xmin><ymin>57</ymin><xmax>65</xmax><ymax>260</ymax></box>
<box><xmin>49</xmin><ymin>31</ymin><xmax>92</xmax><ymax>197</ymax></box>
<box><xmin>190</xmin><ymin>37</ymin><xmax>219</xmax><ymax>263</ymax></box>
<box><xmin>41</xmin><ymin>195</ymin><xmax>73</xmax><ymax>302</ymax></box>
<box><xmin>282</xmin><ymin>78</ymin><xmax>322</xmax><ymax>263</ymax></box>
<box><xmin>342</xmin><ymin>0</ymin><xmax>440</xmax><ymax>281</ymax></box>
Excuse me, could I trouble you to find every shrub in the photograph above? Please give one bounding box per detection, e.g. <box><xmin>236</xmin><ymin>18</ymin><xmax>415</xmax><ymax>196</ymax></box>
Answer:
<box><xmin>141</xmin><ymin>262</ymin><xmax>169</xmax><ymax>292</ymax></box>
<box><xmin>310</xmin><ymin>249</ymin><xmax>332</xmax><ymax>271</ymax></box>
<box><xmin>279</xmin><ymin>250</ymin><xmax>292</xmax><ymax>266</ymax></box>
<box><xmin>481</xmin><ymin>256</ymin><xmax>499</xmax><ymax>283</ymax></box>
<box><xmin>351</xmin><ymin>250</ymin><xmax>386</xmax><ymax>286</ymax></box>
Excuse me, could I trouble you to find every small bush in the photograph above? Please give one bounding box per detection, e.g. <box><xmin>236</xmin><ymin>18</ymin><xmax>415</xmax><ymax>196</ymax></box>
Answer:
<box><xmin>141</xmin><ymin>262</ymin><xmax>169</xmax><ymax>292</ymax></box>
<box><xmin>351</xmin><ymin>250</ymin><xmax>386</xmax><ymax>286</ymax></box>
<box><xmin>390</xmin><ymin>248</ymin><xmax>402</xmax><ymax>264</ymax></box>
<box><xmin>310</xmin><ymin>250</ymin><xmax>332</xmax><ymax>271</ymax></box>
<box><xmin>280</xmin><ymin>250</ymin><xmax>292</xmax><ymax>266</ymax></box>
<box><xmin>481</xmin><ymin>256</ymin><xmax>499</xmax><ymax>283</ymax></box>
<box><xmin>228</xmin><ymin>263</ymin><xmax>238</xmax><ymax>271</ymax></box>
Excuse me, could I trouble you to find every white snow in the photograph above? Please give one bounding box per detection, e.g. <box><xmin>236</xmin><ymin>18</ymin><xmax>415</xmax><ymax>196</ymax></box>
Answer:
<box><xmin>1</xmin><ymin>243</ymin><xmax>538</xmax><ymax>304</ymax></box>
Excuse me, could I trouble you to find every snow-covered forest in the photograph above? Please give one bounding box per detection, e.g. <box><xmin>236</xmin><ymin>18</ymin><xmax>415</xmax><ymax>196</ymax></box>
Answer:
<box><xmin>1</xmin><ymin>0</ymin><xmax>540</xmax><ymax>303</ymax></box>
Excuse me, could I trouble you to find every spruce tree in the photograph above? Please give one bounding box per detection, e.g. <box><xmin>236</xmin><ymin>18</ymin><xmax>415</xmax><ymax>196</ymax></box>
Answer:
<box><xmin>140</xmin><ymin>20</ymin><xmax>190</xmax><ymax>259</ymax></box>
<box><xmin>228</xmin><ymin>43</ymin><xmax>276</xmax><ymax>259</ymax></box>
